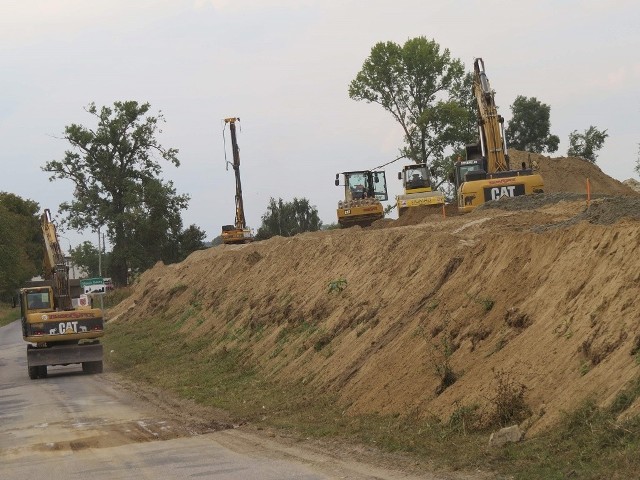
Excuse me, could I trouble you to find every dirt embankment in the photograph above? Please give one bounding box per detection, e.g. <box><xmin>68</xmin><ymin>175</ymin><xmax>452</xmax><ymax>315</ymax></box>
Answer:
<box><xmin>111</xmin><ymin>152</ymin><xmax>640</xmax><ymax>436</ymax></box>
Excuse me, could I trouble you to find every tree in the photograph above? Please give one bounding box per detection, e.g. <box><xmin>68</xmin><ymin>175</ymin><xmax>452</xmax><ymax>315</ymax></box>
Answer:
<box><xmin>349</xmin><ymin>37</ymin><xmax>472</xmax><ymax>177</ymax></box>
<box><xmin>43</xmin><ymin>101</ymin><xmax>189</xmax><ymax>286</ymax></box>
<box><xmin>0</xmin><ymin>193</ymin><xmax>42</xmax><ymax>299</ymax></box>
<box><xmin>567</xmin><ymin>126</ymin><xmax>608</xmax><ymax>163</ymax></box>
<box><xmin>69</xmin><ymin>241</ymin><xmax>107</xmax><ymax>278</ymax></box>
<box><xmin>635</xmin><ymin>143</ymin><xmax>640</xmax><ymax>176</ymax></box>
<box><xmin>177</xmin><ymin>224</ymin><xmax>207</xmax><ymax>260</ymax></box>
<box><xmin>506</xmin><ymin>96</ymin><xmax>560</xmax><ymax>153</ymax></box>
<box><xmin>255</xmin><ymin>198</ymin><xmax>322</xmax><ymax>240</ymax></box>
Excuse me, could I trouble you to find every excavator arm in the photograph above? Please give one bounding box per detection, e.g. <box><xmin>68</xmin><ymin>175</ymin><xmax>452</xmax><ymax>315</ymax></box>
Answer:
<box><xmin>41</xmin><ymin>209</ymin><xmax>72</xmax><ymax>310</ymax></box>
<box><xmin>472</xmin><ymin>58</ymin><xmax>509</xmax><ymax>173</ymax></box>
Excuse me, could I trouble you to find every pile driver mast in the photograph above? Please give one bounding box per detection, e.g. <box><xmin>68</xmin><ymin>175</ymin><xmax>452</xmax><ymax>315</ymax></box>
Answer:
<box><xmin>221</xmin><ymin>117</ymin><xmax>253</xmax><ymax>244</ymax></box>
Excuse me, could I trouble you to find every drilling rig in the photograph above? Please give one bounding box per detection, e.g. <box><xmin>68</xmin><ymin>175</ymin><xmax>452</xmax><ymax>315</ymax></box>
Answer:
<box><xmin>221</xmin><ymin>117</ymin><xmax>253</xmax><ymax>244</ymax></box>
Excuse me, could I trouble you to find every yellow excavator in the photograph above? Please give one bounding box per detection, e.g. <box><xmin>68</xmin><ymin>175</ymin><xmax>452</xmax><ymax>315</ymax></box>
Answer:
<box><xmin>19</xmin><ymin>209</ymin><xmax>104</xmax><ymax>379</ymax></box>
<box><xmin>221</xmin><ymin>117</ymin><xmax>253</xmax><ymax>244</ymax></box>
<box><xmin>455</xmin><ymin>58</ymin><xmax>544</xmax><ymax>213</ymax></box>
<box><xmin>335</xmin><ymin>170</ymin><xmax>388</xmax><ymax>227</ymax></box>
<box><xmin>396</xmin><ymin>163</ymin><xmax>445</xmax><ymax>216</ymax></box>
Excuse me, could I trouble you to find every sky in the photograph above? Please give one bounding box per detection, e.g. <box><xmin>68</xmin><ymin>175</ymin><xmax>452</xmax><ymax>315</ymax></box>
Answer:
<box><xmin>1</xmin><ymin>0</ymin><xmax>639</xmax><ymax>251</ymax></box>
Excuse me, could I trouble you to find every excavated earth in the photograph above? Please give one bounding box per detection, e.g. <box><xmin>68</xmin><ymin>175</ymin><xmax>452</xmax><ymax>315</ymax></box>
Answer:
<box><xmin>110</xmin><ymin>151</ymin><xmax>640</xmax><ymax>436</ymax></box>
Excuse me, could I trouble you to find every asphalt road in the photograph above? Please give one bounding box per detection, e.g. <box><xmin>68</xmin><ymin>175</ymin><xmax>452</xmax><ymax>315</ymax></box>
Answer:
<box><xmin>0</xmin><ymin>320</ymin><xmax>456</xmax><ymax>480</ymax></box>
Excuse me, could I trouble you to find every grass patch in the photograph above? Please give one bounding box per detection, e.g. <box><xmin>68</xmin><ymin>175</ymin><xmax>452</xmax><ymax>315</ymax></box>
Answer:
<box><xmin>103</xmin><ymin>287</ymin><xmax>135</xmax><ymax>308</ymax></box>
<box><xmin>104</xmin><ymin>313</ymin><xmax>640</xmax><ymax>479</ymax></box>
<box><xmin>0</xmin><ymin>302</ymin><xmax>18</xmax><ymax>327</ymax></box>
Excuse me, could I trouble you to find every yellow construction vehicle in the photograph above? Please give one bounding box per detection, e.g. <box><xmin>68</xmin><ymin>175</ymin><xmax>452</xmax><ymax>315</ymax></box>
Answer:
<box><xmin>455</xmin><ymin>58</ymin><xmax>543</xmax><ymax>213</ymax></box>
<box><xmin>396</xmin><ymin>163</ymin><xmax>445</xmax><ymax>216</ymax></box>
<box><xmin>19</xmin><ymin>209</ymin><xmax>104</xmax><ymax>379</ymax></box>
<box><xmin>335</xmin><ymin>170</ymin><xmax>388</xmax><ymax>227</ymax></box>
<box><xmin>221</xmin><ymin>117</ymin><xmax>253</xmax><ymax>244</ymax></box>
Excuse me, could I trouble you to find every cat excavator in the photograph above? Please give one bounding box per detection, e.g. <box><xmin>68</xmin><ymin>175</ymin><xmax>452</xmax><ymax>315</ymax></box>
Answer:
<box><xmin>455</xmin><ymin>58</ymin><xmax>544</xmax><ymax>213</ymax></box>
<box><xmin>19</xmin><ymin>209</ymin><xmax>104</xmax><ymax>379</ymax></box>
<box><xmin>221</xmin><ymin>117</ymin><xmax>253</xmax><ymax>244</ymax></box>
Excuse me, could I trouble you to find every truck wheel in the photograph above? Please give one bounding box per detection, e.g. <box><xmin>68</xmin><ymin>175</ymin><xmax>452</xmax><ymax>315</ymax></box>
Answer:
<box><xmin>94</xmin><ymin>361</ymin><xmax>103</xmax><ymax>373</ymax></box>
<box><xmin>82</xmin><ymin>362</ymin><xmax>91</xmax><ymax>374</ymax></box>
<box><xmin>38</xmin><ymin>365</ymin><xmax>48</xmax><ymax>378</ymax></box>
<box><xmin>28</xmin><ymin>366</ymin><xmax>39</xmax><ymax>379</ymax></box>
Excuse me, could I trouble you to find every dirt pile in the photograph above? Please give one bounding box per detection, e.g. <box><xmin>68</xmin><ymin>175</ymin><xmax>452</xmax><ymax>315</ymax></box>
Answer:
<box><xmin>509</xmin><ymin>150</ymin><xmax>638</xmax><ymax>196</ymax></box>
<box><xmin>110</xmin><ymin>151</ymin><xmax>640</xmax><ymax>436</ymax></box>
<box><xmin>623</xmin><ymin>178</ymin><xmax>640</xmax><ymax>193</ymax></box>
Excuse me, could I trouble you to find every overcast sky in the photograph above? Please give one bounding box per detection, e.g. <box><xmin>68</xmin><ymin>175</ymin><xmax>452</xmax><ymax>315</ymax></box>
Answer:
<box><xmin>1</xmin><ymin>0</ymin><xmax>638</xmax><ymax>251</ymax></box>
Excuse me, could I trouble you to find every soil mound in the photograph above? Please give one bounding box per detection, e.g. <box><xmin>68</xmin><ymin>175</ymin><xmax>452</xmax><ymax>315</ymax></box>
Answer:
<box><xmin>111</xmin><ymin>189</ymin><xmax>640</xmax><ymax>435</ymax></box>
<box><xmin>509</xmin><ymin>150</ymin><xmax>638</xmax><ymax>196</ymax></box>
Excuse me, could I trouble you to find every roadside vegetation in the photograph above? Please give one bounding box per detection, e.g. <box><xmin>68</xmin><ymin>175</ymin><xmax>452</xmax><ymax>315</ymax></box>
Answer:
<box><xmin>104</xmin><ymin>311</ymin><xmax>640</xmax><ymax>480</ymax></box>
<box><xmin>0</xmin><ymin>302</ymin><xmax>18</xmax><ymax>327</ymax></box>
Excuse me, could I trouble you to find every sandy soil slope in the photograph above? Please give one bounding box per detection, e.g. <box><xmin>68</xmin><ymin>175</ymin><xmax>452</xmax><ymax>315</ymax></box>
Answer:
<box><xmin>110</xmin><ymin>152</ymin><xmax>640</xmax><ymax>436</ymax></box>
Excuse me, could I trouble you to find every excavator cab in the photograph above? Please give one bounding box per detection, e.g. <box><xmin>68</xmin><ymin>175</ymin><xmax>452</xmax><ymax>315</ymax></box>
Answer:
<box><xmin>335</xmin><ymin>170</ymin><xmax>387</xmax><ymax>227</ymax></box>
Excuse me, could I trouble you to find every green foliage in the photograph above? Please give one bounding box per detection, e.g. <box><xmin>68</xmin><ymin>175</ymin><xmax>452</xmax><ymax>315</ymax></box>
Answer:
<box><xmin>0</xmin><ymin>302</ymin><xmax>19</xmax><ymax>327</ymax></box>
<box><xmin>0</xmin><ymin>193</ymin><xmax>41</xmax><ymax>299</ymax></box>
<box><xmin>43</xmin><ymin>101</ymin><xmax>191</xmax><ymax>286</ymax></box>
<box><xmin>567</xmin><ymin>126</ymin><xmax>609</xmax><ymax>163</ymax></box>
<box><xmin>507</xmin><ymin>95</ymin><xmax>560</xmax><ymax>154</ymax></box>
<box><xmin>349</xmin><ymin>37</ymin><xmax>473</xmax><ymax>186</ymax></box>
<box><xmin>255</xmin><ymin>197</ymin><xmax>322</xmax><ymax>240</ymax></box>
<box><xmin>70</xmin><ymin>241</ymin><xmax>106</xmax><ymax>278</ymax></box>
<box><xmin>327</xmin><ymin>278</ymin><xmax>347</xmax><ymax>293</ymax></box>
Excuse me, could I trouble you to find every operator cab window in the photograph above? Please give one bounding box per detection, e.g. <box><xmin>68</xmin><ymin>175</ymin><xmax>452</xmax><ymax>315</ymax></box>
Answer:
<box><xmin>27</xmin><ymin>291</ymin><xmax>50</xmax><ymax>309</ymax></box>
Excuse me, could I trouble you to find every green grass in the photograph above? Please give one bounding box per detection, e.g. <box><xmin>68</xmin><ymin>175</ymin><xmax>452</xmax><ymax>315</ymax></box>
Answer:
<box><xmin>104</xmin><ymin>312</ymin><xmax>640</xmax><ymax>479</ymax></box>
<box><xmin>0</xmin><ymin>302</ymin><xmax>19</xmax><ymax>327</ymax></box>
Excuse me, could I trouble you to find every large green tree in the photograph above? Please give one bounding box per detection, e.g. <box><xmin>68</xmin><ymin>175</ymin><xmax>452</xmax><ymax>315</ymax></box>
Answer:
<box><xmin>0</xmin><ymin>193</ymin><xmax>42</xmax><ymax>298</ymax></box>
<box><xmin>43</xmin><ymin>101</ymin><xmax>189</xmax><ymax>286</ymax></box>
<box><xmin>349</xmin><ymin>37</ymin><xmax>473</xmax><ymax>180</ymax></box>
<box><xmin>506</xmin><ymin>96</ymin><xmax>560</xmax><ymax>154</ymax></box>
<box><xmin>567</xmin><ymin>126</ymin><xmax>608</xmax><ymax>163</ymax></box>
<box><xmin>255</xmin><ymin>198</ymin><xmax>322</xmax><ymax>240</ymax></box>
